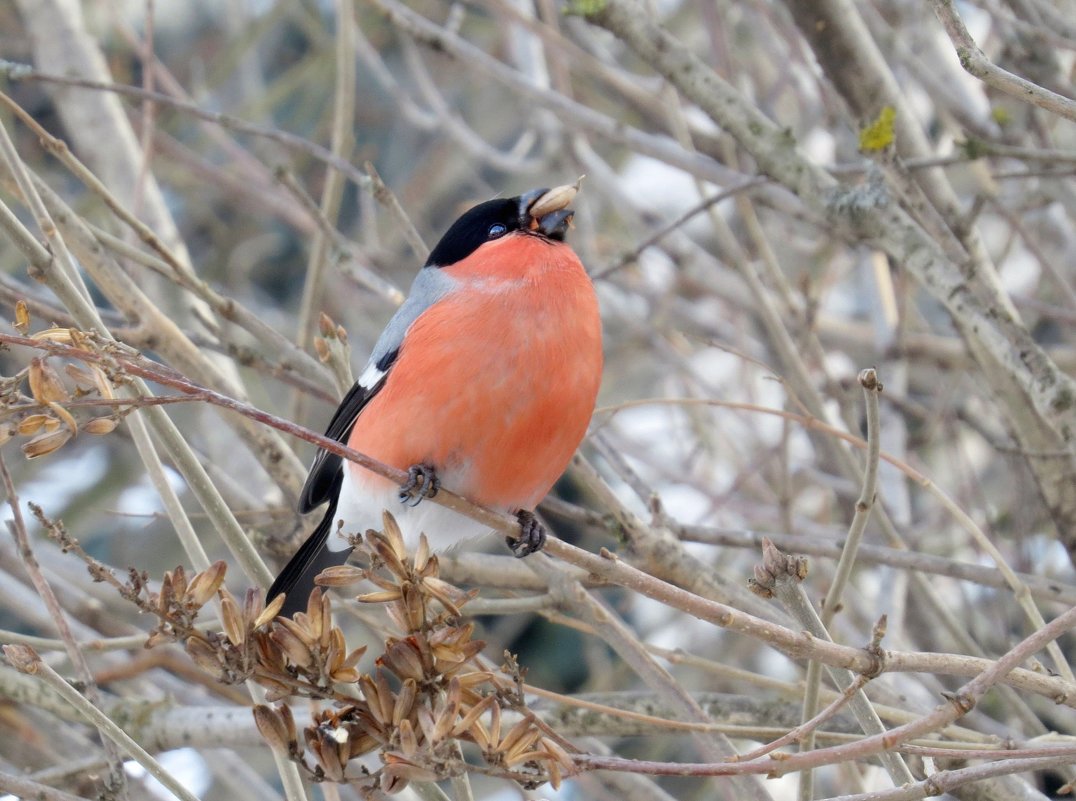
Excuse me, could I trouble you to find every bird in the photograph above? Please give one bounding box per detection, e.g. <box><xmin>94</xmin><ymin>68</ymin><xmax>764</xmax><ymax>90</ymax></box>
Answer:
<box><xmin>267</xmin><ymin>185</ymin><xmax>603</xmax><ymax>616</ymax></box>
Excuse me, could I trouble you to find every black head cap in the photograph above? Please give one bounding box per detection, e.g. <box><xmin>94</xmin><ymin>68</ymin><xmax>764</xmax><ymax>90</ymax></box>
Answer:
<box><xmin>424</xmin><ymin>189</ymin><xmax>568</xmax><ymax>268</ymax></box>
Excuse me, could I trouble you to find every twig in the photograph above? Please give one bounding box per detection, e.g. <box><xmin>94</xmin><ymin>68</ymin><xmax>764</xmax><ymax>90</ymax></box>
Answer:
<box><xmin>132</xmin><ymin>0</ymin><xmax>157</xmax><ymax>215</ymax></box>
<box><xmin>0</xmin><ymin>61</ymin><xmax>374</xmax><ymax>194</ymax></box>
<box><xmin>731</xmin><ymin>674</ymin><xmax>869</xmax><ymax>762</ymax></box>
<box><xmin>0</xmin><ymin>771</ymin><xmax>90</xmax><ymax>801</ymax></box>
<box><xmin>822</xmin><ymin>368</ymin><xmax>884</xmax><ymax>626</ymax></box>
<box><xmin>2</xmin><ymin>645</ymin><xmax>203</xmax><ymax>801</ymax></box>
<box><xmin>569</xmin><ymin>597</ymin><xmax>1076</xmax><ymax>779</ymax></box>
<box><xmin>592</xmin><ymin>176</ymin><xmax>769</xmax><ymax>280</ymax></box>
<box><xmin>0</xmin><ymin>120</ymin><xmax>274</xmax><ymax>588</ymax></box>
<box><xmin>0</xmin><ymin>456</ymin><xmax>130</xmax><ymax>796</ymax></box>
<box><xmin>366</xmin><ymin>0</ymin><xmax>749</xmax><ymax>187</ymax></box>
<box><xmin>364</xmin><ymin>160</ymin><xmax>429</xmax><ymax>264</ymax></box>
<box><xmin>274</xmin><ymin>169</ymin><xmax>403</xmax><ymax>306</ymax></box>
<box><xmin>294</xmin><ymin>0</ymin><xmax>356</xmax><ymax>359</ymax></box>
<box><xmin>929</xmin><ymin>0</ymin><xmax>1076</xmax><ymax>122</ymax></box>
<box><xmin>823</xmin><ymin>754</ymin><xmax>1076</xmax><ymax>800</ymax></box>
<box><xmin>546</xmin><ymin>571</ymin><xmax>776</xmax><ymax>801</ymax></box>
<box><xmin>671</xmin><ymin>518</ymin><xmax>1076</xmax><ymax>606</ymax></box>
<box><xmin>751</xmin><ymin>540</ymin><xmax>914</xmax><ymax>786</ymax></box>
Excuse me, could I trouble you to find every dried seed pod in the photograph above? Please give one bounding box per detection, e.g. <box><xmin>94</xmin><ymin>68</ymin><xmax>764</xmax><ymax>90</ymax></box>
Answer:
<box><xmin>373</xmin><ymin>671</ymin><xmax>395</xmax><ymax>725</ymax></box>
<box><xmin>397</xmin><ymin>718</ymin><xmax>418</xmax><ymax>757</ymax></box>
<box><xmin>254</xmin><ymin>593</ymin><xmax>285</xmax><ymax>627</ymax></box>
<box><xmin>451</xmin><ymin>694</ymin><xmax>495</xmax><ymax>739</ymax></box>
<box><xmin>369</xmin><ymin>523</ymin><xmax>408</xmax><ymax>579</ymax></box>
<box><xmin>400</xmin><ymin>582</ymin><xmax>426</xmax><ymax>632</ymax></box>
<box><xmin>278</xmin><ymin>704</ymin><xmax>299</xmax><ymax>746</ymax></box>
<box><xmin>271</xmin><ymin>620</ymin><xmax>314</xmax><ymax>669</ymax></box>
<box><xmin>501</xmin><ymin>717</ymin><xmax>542</xmax><ymax>764</ymax></box>
<box><xmin>421</xmin><ymin>576</ymin><xmax>466</xmax><ymax>616</ymax></box>
<box><xmin>381</xmin><ymin>637</ymin><xmax>425</xmax><ymax>682</ymax></box>
<box><xmin>260</xmin><ymin>680</ymin><xmax>292</xmax><ymax>703</ymax></box>
<box><xmin>381</xmin><ymin>753</ymin><xmax>438</xmax><ymax>785</ymax></box>
<box><xmin>31</xmin><ymin>327</ymin><xmax>73</xmax><ymax>343</ymax></box>
<box><xmin>392</xmin><ymin>678</ymin><xmax>417</xmax><ymax>727</ymax></box>
<box><xmin>254</xmin><ymin>624</ymin><xmax>284</xmax><ymax>663</ymax></box>
<box><xmin>315</xmin><ymin>564</ymin><xmax>366</xmax><ymax>586</ymax></box>
<box><xmin>326</xmin><ymin>627</ymin><xmax>347</xmax><ymax>670</ymax></box>
<box><xmin>412</xmin><ymin>534</ymin><xmax>431</xmax><ymax>574</ymax></box>
<box><xmin>430</xmin><ymin>681</ymin><xmax>462</xmax><ymax>743</ymax></box>
<box><xmin>90</xmin><ymin>366</ymin><xmax>114</xmax><ymax>399</ymax></box>
<box><xmin>167</xmin><ymin>565</ymin><xmax>189</xmax><ymax>601</ymax></box>
<box><xmin>14</xmin><ymin>300</ymin><xmax>29</xmax><ymax>334</ymax></box>
<box><xmin>220</xmin><ymin>591</ymin><xmax>246</xmax><ymax>646</ymax></box>
<box><xmin>327</xmin><ymin>637</ymin><xmax>365</xmax><ymax>683</ymax></box>
<box><xmin>308</xmin><ymin>730</ymin><xmax>346</xmax><ymax>782</ymax></box>
<box><xmin>253</xmin><ymin>705</ymin><xmax>291</xmax><ymax>753</ymax></box>
<box><xmin>48</xmin><ymin>402</ymin><xmax>77</xmax><ymax>434</ymax></box>
<box><xmin>329</xmin><ymin>663</ymin><xmax>361</xmax><ymax>685</ymax></box>
<box><xmin>358</xmin><ymin>674</ymin><xmax>388</xmax><ymax>724</ymax></box>
<box><xmin>348</xmin><ymin>731</ymin><xmax>379</xmax><ymax>759</ymax></box>
<box><xmin>488</xmin><ymin>701</ymin><xmax>503</xmax><ymax>748</ymax></box>
<box><xmin>187</xmin><ymin>561</ymin><xmax>227</xmax><ymax>607</ymax></box>
<box><xmin>299</xmin><ymin>589</ymin><xmax>328</xmax><ymax>645</ymax></box>
<box><xmin>21</xmin><ymin>428</ymin><xmax>72</xmax><ymax>459</ymax></box>
<box><xmin>314</xmin><ymin>590</ymin><xmax>333</xmax><ymax>650</ymax></box>
<box><xmin>18</xmin><ymin>414</ymin><xmax>50</xmax><ymax>436</ymax></box>
<box><xmin>330</xmin><ymin>723</ymin><xmax>350</xmax><ymax>764</ymax></box>
<box><xmin>538</xmin><ymin>734</ymin><xmax>575</xmax><ymax>770</ymax></box>
<box><xmin>28</xmin><ymin>358</ymin><xmax>69</xmax><ymax>404</ymax></box>
<box><xmin>185</xmin><ymin>635</ymin><xmax>223</xmax><ymax>678</ymax></box>
<box><xmin>342</xmin><ymin>645</ymin><xmax>366</xmax><ymax>669</ymax></box>
<box><xmin>356</xmin><ymin>589</ymin><xmax>403</xmax><ymax>604</ymax></box>
<box><xmin>83</xmin><ymin>417</ymin><xmax>119</xmax><ymax>435</ymax></box>
<box><xmin>379</xmin><ymin>766</ymin><xmax>409</xmax><ymax>795</ymax></box>
<box><xmin>547</xmin><ymin>756</ymin><xmax>563</xmax><ymax>789</ymax></box>
<box><xmin>242</xmin><ymin>587</ymin><xmax>265</xmax><ymax>627</ymax></box>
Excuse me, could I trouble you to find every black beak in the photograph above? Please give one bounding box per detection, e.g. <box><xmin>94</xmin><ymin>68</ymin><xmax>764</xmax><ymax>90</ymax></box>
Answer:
<box><xmin>517</xmin><ymin>188</ymin><xmax>574</xmax><ymax>240</ymax></box>
<box><xmin>517</xmin><ymin>188</ymin><xmax>548</xmax><ymax>225</ymax></box>
<box><xmin>536</xmin><ymin>209</ymin><xmax>573</xmax><ymax>240</ymax></box>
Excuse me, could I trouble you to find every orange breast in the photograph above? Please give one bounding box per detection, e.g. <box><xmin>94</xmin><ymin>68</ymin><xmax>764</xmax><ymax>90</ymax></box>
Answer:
<box><xmin>347</xmin><ymin>235</ymin><xmax>602</xmax><ymax>511</ymax></box>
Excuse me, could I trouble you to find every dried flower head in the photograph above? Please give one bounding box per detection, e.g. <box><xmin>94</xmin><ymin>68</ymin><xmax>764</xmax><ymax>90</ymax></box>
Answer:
<box><xmin>119</xmin><ymin>513</ymin><xmax>575</xmax><ymax>793</ymax></box>
<box><xmin>3</xmin><ymin>318</ymin><xmax>126</xmax><ymax>461</ymax></box>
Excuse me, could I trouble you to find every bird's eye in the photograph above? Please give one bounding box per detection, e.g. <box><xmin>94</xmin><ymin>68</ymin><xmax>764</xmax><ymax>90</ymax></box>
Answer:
<box><xmin>488</xmin><ymin>223</ymin><xmax>507</xmax><ymax>239</ymax></box>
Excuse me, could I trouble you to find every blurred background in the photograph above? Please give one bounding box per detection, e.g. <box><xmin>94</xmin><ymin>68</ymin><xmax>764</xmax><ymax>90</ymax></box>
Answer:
<box><xmin>0</xmin><ymin>0</ymin><xmax>1075</xmax><ymax>799</ymax></box>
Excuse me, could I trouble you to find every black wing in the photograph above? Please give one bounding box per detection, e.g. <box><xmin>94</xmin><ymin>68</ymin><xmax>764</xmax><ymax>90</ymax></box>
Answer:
<box><xmin>298</xmin><ymin>347</ymin><xmax>399</xmax><ymax>512</ymax></box>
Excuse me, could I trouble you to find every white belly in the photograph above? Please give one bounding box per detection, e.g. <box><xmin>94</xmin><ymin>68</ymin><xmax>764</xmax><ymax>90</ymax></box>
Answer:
<box><xmin>327</xmin><ymin>463</ymin><xmax>495</xmax><ymax>553</ymax></box>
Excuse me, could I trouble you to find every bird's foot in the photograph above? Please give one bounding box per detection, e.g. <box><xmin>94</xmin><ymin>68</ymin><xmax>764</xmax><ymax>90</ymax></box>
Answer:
<box><xmin>507</xmin><ymin>510</ymin><xmax>546</xmax><ymax>557</ymax></box>
<box><xmin>399</xmin><ymin>463</ymin><xmax>440</xmax><ymax>507</ymax></box>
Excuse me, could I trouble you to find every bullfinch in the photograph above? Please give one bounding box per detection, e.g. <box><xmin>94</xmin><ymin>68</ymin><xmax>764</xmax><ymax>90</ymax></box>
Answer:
<box><xmin>268</xmin><ymin>186</ymin><xmax>603</xmax><ymax>615</ymax></box>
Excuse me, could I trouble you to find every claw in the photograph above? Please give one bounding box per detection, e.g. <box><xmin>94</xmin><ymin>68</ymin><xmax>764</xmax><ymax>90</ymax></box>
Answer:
<box><xmin>398</xmin><ymin>463</ymin><xmax>440</xmax><ymax>507</ymax></box>
<box><xmin>507</xmin><ymin>510</ymin><xmax>546</xmax><ymax>557</ymax></box>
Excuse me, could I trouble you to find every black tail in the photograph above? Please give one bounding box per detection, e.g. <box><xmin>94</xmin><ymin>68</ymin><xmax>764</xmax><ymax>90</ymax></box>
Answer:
<box><xmin>267</xmin><ymin>474</ymin><xmax>352</xmax><ymax>617</ymax></box>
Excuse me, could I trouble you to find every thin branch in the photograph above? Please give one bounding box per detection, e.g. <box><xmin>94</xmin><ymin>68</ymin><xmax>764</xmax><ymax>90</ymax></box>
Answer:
<box><xmin>822</xmin><ymin>368</ymin><xmax>884</xmax><ymax>627</ymax></box>
<box><xmin>2</xmin><ymin>646</ymin><xmax>202</xmax><ymax>801</ymax></box>
<box><xmin>0</xmin><ymin>61</ymin><xmax>375</xmax><ymax>194</ymax></box>
<box><xmin>929</xmin><ymin>0</ymin><xmax>1076</xmax><ymax>122</ymax></box>
<box><xmin>0</xmin><ymin>456</ymin><xmax>129</xmax><ymax>796</ymax></box>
